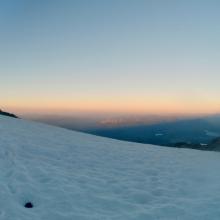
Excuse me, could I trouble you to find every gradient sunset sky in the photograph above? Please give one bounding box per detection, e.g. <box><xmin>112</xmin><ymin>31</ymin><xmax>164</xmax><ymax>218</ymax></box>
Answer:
<box><xmin>1</xmin><ymin>0</ymin><xmax>220</xmax><ymax>115</ymax></box>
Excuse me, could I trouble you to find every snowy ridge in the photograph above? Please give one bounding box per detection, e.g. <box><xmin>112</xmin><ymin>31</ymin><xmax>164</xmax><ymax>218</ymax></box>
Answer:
<box><xmin>0</xmin><ymin>115</ymin><xmax>220</xmax><ymax>219</ymax></box>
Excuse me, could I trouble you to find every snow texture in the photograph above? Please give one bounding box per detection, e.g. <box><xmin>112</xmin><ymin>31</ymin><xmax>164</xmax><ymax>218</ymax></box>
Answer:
<box><xmin>0</xmin><ymin>115</ymin><xmax>220</xmax><ymax>219</ymax></box>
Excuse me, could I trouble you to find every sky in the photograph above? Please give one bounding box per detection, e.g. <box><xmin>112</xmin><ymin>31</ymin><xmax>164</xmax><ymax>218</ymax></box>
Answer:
<box><xmin>1</xmin><ymin>0</ymin><xmax>220</xmax><ymax>115</ymax></box>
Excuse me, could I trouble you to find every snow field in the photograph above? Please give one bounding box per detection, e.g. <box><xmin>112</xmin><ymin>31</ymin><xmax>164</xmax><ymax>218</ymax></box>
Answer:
<box><xmin>0</xmin><ymin>116</ymin><xmax>220</xmax><ymax>219</ymax></box>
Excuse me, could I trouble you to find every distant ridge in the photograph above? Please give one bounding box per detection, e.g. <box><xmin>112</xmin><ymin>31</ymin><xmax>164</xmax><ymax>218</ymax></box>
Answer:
<box><xmin>0</xmin><ymin>109</ymin><xmax>18</xmax><ymax>118</ymax></box>
<box><xmin>206</xmin><ymin>137</ymin><xmax>220</xmax><ymax>151</ymax></box>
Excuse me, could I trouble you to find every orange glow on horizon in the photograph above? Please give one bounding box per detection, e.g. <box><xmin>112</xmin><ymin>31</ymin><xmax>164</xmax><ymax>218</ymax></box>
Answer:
<box><xmin>3</xmin><ymin>95</ymin><xmax>220</xmax><ymax>116</ymax></box>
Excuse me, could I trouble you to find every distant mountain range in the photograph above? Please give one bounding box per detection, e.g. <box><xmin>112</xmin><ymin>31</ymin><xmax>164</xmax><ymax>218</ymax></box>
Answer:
<box><xmin>173</xmin><ymin>137</ymin><xmax>220</xmax><ymax>151</ymax></box>
<box><xmin>22</xmin><ymin>111</ymin><xmax>220</xmax><ymax>152</ymax></box>
<box><xmin>88</xmin><ymin>115</ymin><xmax>220</xmax><ymax>151</ymax></box>
<box><xmin>0</xmin><ymin>109</ymin><xmax>18</xmax><ymax>118</ymax></box>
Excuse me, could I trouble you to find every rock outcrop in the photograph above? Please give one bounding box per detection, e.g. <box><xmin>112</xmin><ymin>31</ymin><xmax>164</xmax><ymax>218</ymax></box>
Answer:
<box><xmin>0</xmin><ymin>109</ymin><xmax>18</xmax><ymax>118</ymax></box>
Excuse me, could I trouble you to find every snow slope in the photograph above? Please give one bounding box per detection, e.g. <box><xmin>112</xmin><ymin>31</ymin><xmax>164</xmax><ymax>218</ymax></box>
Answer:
<box><xmin>1</xmin><ymin>116</ymin><xmax>220</xmax><ymax>220</ymax></box>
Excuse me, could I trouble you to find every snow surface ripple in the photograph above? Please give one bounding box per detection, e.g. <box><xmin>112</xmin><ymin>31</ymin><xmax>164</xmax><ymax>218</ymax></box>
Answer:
<box><xmin>0</xmin><ymin>116</ymin><xmax>220</xmax><ymax>219</ymax></box>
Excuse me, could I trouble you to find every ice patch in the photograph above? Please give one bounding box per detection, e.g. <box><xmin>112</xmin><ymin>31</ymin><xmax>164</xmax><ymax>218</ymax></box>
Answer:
<box><xmin>155</xmin><ymin>133</ymin><xmax>164</xmax><ymax>136</ymax></box>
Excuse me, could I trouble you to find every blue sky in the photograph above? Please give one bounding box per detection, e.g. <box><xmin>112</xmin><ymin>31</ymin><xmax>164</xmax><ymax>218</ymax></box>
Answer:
<box><xmin>1</xmin><ymin>0</ymin><xmax>220</xmax><ymax>114</ymax></box>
